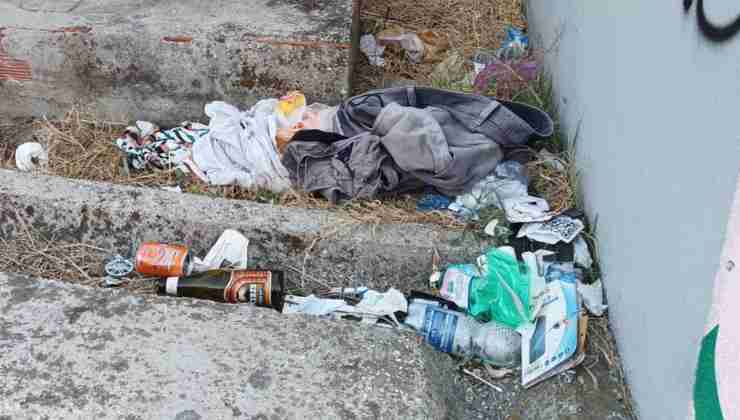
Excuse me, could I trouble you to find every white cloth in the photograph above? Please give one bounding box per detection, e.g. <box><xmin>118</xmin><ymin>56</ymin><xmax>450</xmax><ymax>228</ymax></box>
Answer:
<box><xmin>193</xmin><ymin>100</ymin><xmax>291</xmax><ymax>192</ymax></box>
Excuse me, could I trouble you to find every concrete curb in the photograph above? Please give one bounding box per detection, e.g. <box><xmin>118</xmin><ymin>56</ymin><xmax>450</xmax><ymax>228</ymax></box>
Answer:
<box><xmin>0</xmin><ymin>169</ymin><xmax>492</xmax><ymax>292</ymax></box>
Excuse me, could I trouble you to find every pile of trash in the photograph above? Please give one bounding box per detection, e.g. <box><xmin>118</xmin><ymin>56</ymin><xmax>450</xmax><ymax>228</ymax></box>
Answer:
<box><xmin>9</xmin><ymin>19</ymin><xmax>608</xmax><ymax>388</ymax></box>
<box><xmin>107</xmin><ymin>210</ymin><xmax>606</xmax><ymax>389</ymax></box>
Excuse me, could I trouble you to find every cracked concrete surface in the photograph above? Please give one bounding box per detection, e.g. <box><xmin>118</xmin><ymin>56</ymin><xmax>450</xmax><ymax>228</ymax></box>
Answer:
<box><xmin>0</xmin><ymin>272</ymin><xmax>463</xmax><ymax>419</ymax></box>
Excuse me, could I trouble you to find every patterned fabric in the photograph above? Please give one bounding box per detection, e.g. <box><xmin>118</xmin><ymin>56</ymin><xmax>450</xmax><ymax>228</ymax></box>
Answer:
<box><xmin>116</xmin><ymin>122</ymin><xmax>209</xmax><ymax>170</ymax></box>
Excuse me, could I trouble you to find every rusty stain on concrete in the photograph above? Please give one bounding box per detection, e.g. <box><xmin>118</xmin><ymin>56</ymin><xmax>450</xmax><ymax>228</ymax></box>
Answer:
<box><xmin>163</xmin><ymin>35</ymin><xmax>194</xmax><ymax>44</ymax></box>
<box><xmin>0</xmin><ymin>28</ymin><xmax>32</xmax><ymax>81</ymax></box>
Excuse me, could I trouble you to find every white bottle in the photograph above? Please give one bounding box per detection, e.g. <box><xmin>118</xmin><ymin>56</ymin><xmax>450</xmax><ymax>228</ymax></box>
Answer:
<box><xmin>405</xmin><ymin>299</ymin><xmax>521</xmax><ymax>367</ymax></box>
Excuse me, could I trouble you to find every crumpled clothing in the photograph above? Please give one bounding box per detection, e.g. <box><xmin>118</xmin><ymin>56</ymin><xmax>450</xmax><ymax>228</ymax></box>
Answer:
<box><xmin>192</xmin><ymin>100</ymin><xmax>292</xmax><ymax>192</ymax></box>
<box><xmin>336</xmin><ymin>86</ymin><xmax>554</xmax><ymax>146</ymax></box>
<box><xmin>116</xmin><ymin>121</ymin><xmax>209</xmax><ymax>170</ymax></box>
<box><xmin>291</xmin><ymin>129</ymin><xmax>347</xmax><ymax>145</ymax></box>
<box><xmin>283</xmin><ymin>102</ymin><xmax>505</xmax><ymax>201</ymax></box>
<box><xmin>282</xmin><ymin>132</ymin><xmax>423</xmax><ymax>203</ymax></box>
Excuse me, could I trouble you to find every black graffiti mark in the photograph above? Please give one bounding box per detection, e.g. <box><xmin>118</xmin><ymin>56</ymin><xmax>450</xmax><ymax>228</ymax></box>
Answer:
<box><xmin>684</xmin><ymin>0</ymin><xmax>740</xmax><ymax>42</ymax></box>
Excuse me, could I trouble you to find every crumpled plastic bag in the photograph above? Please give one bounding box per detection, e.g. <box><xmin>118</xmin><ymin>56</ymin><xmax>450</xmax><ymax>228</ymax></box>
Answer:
<box><xmin>577</xmin><ymin>278</ymin><xmax>608</xmax><ymax>316</ymax></box>
<box><xmin>360</xmin><ymin>34</ymin><xmax>385</xmax><ymax>67</ymax></box>
<box><xmin>283</xmin><ymin>288</ymin><xmax>407</xmax><ymax>326</ymax></box>
<box><xmin>377</xmin><ymin>29</ymin><xmax>425</xmax><ymax>63</ymax></box>
<box><xmin>191</xmin><ymin>229</ymin><xmax>250</xmax><ymax>272</ymax></box>
<box><xmin>573</xmin><ymin>235</ymin><xmax>593</xmax><ymax>268</ymax></box>
<box><xmin>192</xmin><ymin>100</ymin><xmax>291</xmax><ymax>192</ymax></box>
<box><xmin>502</xmin><ymin>195</ymin><xmax>552</xmax><ymax>223</ymax></box>
<box><xmin>365</xmin><ymin>28</ymin><xmax>449</xmax><ymax>65</ymax></box>
<box><xmin>15</xmin><ymin>142</ymin><xmax>47</xmax><ymax>171</ymax></box>
<box><xmin>449</xmin><ymin>161</ymin><xmax>529</xmax><ymax>217</ymax></box>
<box><xmin>469</xmin><ymin>247</ymin><xmax>531</xmax><ymax>329</ymax></box>
<box><xmin>497</xmin><ymin>26</ymin><xmax>529</xmax><ymax>60</ymax></box>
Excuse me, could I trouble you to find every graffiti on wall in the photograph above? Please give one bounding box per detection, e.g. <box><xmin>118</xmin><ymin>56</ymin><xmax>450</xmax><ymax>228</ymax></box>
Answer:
<box><xmin>684</xmin><ymin>0</ymin><xmax>740</xmax><ymax>42</ymax></box>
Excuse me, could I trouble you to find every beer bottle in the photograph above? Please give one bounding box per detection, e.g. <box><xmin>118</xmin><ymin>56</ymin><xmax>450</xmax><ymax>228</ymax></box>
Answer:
<box><xmin>158</xmin><ymin>269</ymin><xmax>285</xmax><ymax>310</ymax></box>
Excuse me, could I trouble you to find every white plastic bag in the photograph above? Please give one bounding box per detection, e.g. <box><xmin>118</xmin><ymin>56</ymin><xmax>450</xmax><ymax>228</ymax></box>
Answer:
<box><xmin>192</xmin><ymin>229</ymin><xmax>249</xmax><ymax>272</ymax></box>
<box><xmin>360</xmin><ymin>34</ymin><xmax>386</xmax><ymax>67</ymax></box>
<box><xmin>577</xmin><ymin>278</ymin><xmax>608</xmax><ymax>316</ymax></box>
<box><xmin>193</xmin><ymin>100</ymin><xmax>291</xmax><ymax>192</ymax></box>
<box><xmin>15</xmin><ymin>142</ymin><xmax>48</xmax><ymax>172</ymax></box>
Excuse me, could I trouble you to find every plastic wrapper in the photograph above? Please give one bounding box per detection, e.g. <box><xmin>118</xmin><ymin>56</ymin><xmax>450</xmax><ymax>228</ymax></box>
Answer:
<box><xmin>469</xmin><ymin>248</ymin><xmax>531</xmax><ymax>329</ymax></box>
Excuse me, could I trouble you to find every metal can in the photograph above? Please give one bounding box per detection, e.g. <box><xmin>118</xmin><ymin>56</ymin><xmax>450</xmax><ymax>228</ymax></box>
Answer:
<box><xmin>135</xmin><ymin>243</ymin><xmax>191</xmax><ymax>277</ymax></box>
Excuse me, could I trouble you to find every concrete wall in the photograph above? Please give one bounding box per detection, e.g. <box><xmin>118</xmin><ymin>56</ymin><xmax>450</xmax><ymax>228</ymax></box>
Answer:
<box><xmin>526</xmin><ymin>1</ymin><xmax>740</xmax><ymax>419</ymax></box>
<box><xmin>0</xmin><ymin>0</ymin><xmax>354</xmax><ymax>125</ymax></box>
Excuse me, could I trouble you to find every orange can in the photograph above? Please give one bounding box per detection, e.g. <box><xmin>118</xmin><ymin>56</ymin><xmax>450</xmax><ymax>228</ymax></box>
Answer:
<box><xmin>135</xmin><ymin>243</ymin><xmax>191</xmax><ymax>277</ymax></box>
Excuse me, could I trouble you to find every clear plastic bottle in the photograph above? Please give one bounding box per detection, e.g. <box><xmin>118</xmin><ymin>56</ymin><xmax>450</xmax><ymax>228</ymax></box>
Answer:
<box><xmin>405</xmin><ymin>299</ymin><xmax>521</xmax><ymax>367</ymax></box>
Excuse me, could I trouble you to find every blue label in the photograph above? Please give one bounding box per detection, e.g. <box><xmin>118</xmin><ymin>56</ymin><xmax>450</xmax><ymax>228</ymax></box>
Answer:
<box><xmin>422</xmin><ymin>306</ymin><xmax>458</xmax><ymax>353</ymax></box>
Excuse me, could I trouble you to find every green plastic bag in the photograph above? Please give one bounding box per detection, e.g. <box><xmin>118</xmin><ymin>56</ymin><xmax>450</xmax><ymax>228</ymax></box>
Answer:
<box><xmin>469</xmin><ymin>248</ymin><xmax>530</xmax><ymax>329</ymax></box>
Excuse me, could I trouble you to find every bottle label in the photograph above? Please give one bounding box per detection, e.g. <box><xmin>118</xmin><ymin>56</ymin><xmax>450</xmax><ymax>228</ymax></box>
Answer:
<box><xmin>439</xmin><ymin>265</ymin><xmax>477</xmax><ymax>309</ymax></box>
<box><xmin>225</xmin><ymin>271</ymin><xmax>272</xmax><ymax>305</ymax></box>
<box><xmin>165</xmin><ymin>277</ymin><xmax>179</xmax><ymax>296</ymax></box>
<box><xmin>422</xmin><ymin>306</ymin><xmax>458</xmax><ymax>354</ymax></box>
<box><xmin>135</xmin><ymin>243</ymin><xmax>189</xmax><ymax>277</ymax></box>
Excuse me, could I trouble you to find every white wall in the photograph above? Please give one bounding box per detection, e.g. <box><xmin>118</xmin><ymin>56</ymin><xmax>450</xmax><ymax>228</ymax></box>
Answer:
<box><xmin>526</xmin><ymin>1</ymin><xmax>740</xmax><ymax>419</ymax></box>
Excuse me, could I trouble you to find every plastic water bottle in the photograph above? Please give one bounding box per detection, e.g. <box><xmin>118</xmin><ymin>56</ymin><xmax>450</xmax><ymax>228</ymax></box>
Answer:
<box><xmin>405</xmin><ymin>299</ymin><xmax>521</xmax><ymax>367</ymax></box>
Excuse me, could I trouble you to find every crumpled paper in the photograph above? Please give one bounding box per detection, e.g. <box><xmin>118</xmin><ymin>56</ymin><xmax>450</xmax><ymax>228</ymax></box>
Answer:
<box><xmin>517</xmin><ymin>215</ymin><xmax>584</xmax><ymax>244</ymax></box>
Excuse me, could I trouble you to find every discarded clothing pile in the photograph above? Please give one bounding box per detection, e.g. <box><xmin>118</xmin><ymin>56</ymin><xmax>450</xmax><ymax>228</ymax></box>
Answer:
<box><xmin>114</xmin><ymin>88</ymin><xmax>553</xmax><ymax>200</ymax></box>
<box><xmin>281</xmin><ymin>87</ymin><xmax>554</xmax><ymax>203</ymax></box>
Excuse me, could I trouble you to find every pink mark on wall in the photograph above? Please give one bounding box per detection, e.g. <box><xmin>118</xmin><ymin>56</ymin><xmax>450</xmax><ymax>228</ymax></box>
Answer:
<box><xmin>0</xmin><ymin>28</ymin><xmax>32</xmax><ymax>81</ymax></box>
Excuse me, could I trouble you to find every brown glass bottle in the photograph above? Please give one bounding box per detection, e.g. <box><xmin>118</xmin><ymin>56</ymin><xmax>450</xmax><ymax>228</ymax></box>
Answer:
<box><xmin>157</xmin><ymin>269</ymin><xmax>285</xmax><ymax>310</ymax></box>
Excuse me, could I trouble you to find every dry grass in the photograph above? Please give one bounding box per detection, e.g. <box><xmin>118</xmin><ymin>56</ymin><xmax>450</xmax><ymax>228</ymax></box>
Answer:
<box><xmin>10</xmin><ymin>111</ymin><xmax>465</xmax><ymax>229</ymax></box>
<box><xmin>526</xmin><ymin>154</ymin><xmax>577</xmax><ymax>215</ymax></box>
<box><xmin>0</xmin><ymin>215</ymin><xmax>157</xmax><ymax>294</ymax></box>
<box><xmin>39</xmin><ymin>111</ymin><xmax>177</xmax><ymax>187</ymax></box>
<box><xmin>355</xmin><ymin>0</ymin><xmax>526</xmax><ymax>92</ymax></box>
<box><xmin>589</xmin><ymin>316</ymin><xmax>638</xmax><ymax>418</ymax></box>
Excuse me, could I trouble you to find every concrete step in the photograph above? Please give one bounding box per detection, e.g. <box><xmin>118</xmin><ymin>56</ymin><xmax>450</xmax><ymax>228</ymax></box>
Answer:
<box><xmin>0</xmin><ymin>0</ymin><xmax>356</xmax><ymax>125</ymax></box>
<box><xmin>0</xmin><ymin>169</ymin><xmax>637</xmax><ymax>420</ymax></box>
<box><xmin>0</xmin><ymin>169</ymin><xmax>493</xmax><ymax>292</ymax></box>
<box><xmin>0</xmin><ymin>272</ymin><xmax>463</xmax><ymax>419</ymax></box>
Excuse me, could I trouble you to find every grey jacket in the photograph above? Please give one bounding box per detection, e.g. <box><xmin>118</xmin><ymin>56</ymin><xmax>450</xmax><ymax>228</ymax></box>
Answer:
<box><xmin>283</xmin><ymin>103</ymin><xmax>504</xmax><ymax>201</ymax></box>
<box><xmin>283</xmin><ymin>88</ymin><xmax>553</xmax><ymax>202</ymax></box>
<box><xmin>336</xmin><ymin>87</ymin><xmax>554</xmax><ymax>145</ymax></box>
